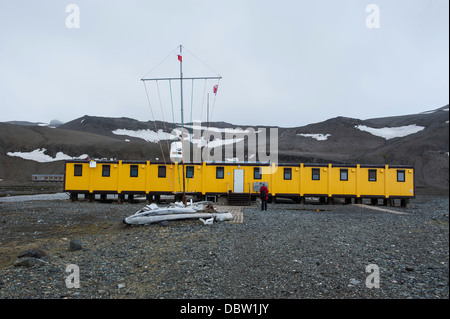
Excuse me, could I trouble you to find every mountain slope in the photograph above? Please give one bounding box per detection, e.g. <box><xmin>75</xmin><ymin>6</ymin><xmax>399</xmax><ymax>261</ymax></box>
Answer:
<box><xmin>0</xmin><ymin>105</ymin><xmax>448</xmax><ymax>191</ymax></box>
<box><xmin>0</xmin><ymin>122</ymin><xmax>163</xmax><ymax>184</ymax></box>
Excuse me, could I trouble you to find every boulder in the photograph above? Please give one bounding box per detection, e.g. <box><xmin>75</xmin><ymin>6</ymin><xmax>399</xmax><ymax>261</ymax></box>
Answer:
<box><xmin>14</xmin><ymin>257</ymin><xmax>46</xmax><ymax>267</ymax></box>
<box><xmin>18</xmin><ymin>249</ymin><xmax>47</xmax><ymax>259</ymax></box>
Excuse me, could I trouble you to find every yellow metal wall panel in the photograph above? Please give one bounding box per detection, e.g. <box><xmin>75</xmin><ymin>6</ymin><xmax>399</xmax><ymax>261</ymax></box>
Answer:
<box><xmin>64</xmin><ymin>161</ymin><xmax>415</xmax><ymax>198</ymax></box>
<box><xmin>119</xmin><ymin>163</ymin><xmax>147</xmax><ymax>192</ymax></box>
<box><xmin>303</xmin><ymin>166</ymin><xmax>329</xmax><ymax>195</ymax></box>
<box><xmin>148</xmin><ymin>164</ymin><xmax>176</xmax><ymax>193</ymax></box>
<box><xmin>387</xmin><ymin>168</ymin><xmax>415</xmax><ymax>197</ymax></box>
<box><xmin>64</xmin><ymin>162</ymin><xmax>90</xmax><ymax>191</ymax></box>
<box><xmin>359</xmin><ymin>167</ymin><xmax>385</xmax><ymax>196</ymax></box>
<box><xmin>272</xmin><ymin>166</ymin><xmax>300</xmax><ymax>195</ymax></box>
<box><xmin>185</xmin><ymin>164</ymin><xmax>202</xmax><ymax>193</ymax></box>
<box><xmin>252</xmin><ymin>165</ymin><xmax>272</xmax><ymax>194</ymax></box>
<box><xmin>204</xmin><ymin>165</ymin><xmax>233</xmax><ymax>193</ymax></box>
<box><xmin>89</xmin><ymin>163</ymin><xmax>118</xmax><ymax>192</ymax></box>
<box><xmin>329</xmin><ymin>166</ymin><xmax>357</xmax><ymax>196</ymax></box>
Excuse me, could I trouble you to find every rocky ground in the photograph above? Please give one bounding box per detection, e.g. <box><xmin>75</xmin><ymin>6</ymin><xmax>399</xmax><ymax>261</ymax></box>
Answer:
<box><xmin>0</xmin><ymin>193</ymin><xmax>448</xmax><ymax>303</ymax></box>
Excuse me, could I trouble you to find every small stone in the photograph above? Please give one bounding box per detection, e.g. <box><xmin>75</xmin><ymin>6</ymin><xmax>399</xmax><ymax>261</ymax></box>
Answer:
<box><xmin>349</xmin><ymin>279</ymin><xmax>361</xmax><ymax>285</ymax></box>
<box><xmin>69</xmin><ymin>239</ymin><xmax>82</xmax><ymax>251</ymax></box>
<box><xmin>405</xmin><ymin>267</ymin><xmax>414</xmax><ymax>272</ymax></box>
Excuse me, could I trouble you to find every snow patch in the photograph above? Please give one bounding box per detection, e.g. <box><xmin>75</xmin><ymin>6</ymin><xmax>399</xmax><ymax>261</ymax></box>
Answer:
<box><xmin>355</xmin><ymin>124</ymin><xmax>425</xmax><ymax>140</ymax></box>
<box><xmin>421</xmin><ymin>107</ymin><xmax>448</xmax><ymax>114</ymax></box>
<box><xmin>7</xmin><ymin>148</ymin><xmax>89</xmax><ymax>163</ymax></box>
<box><xmin>184</xmin><ymin>124</ymin><xmax>261</xmax><ymax>134</ymax></box>
<box><xmin>113</xmin><ymin>128</ymin><xmax>245</xmax><ymax>148</ymax></box>
<box><xmin>0</xmin><ymin>193</ymin><xmax>69</xmax><ymax>203</ymax></box>
<box><xmin>191</xmin><ymin>136</ymin><xmax>244</xmax><ymax>148</ymax></box>
<box><xmin>112</xmin><ymin>129</ymin><xmax>177</xmax><ymax>143</ymax></box>
<box><xmin>297</xmin><ymin>133</ymin><xmax>331</xmax><ymax>141</ymax></box>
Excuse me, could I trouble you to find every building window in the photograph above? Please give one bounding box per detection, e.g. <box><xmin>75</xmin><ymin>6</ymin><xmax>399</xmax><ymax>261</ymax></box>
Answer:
<box><xmin>186</xmin><ymin>166</ymin><xmax>194</xmax><ymax>179</ymax></box>
<box><xmin>74</xmin><ymin>164</ymin><xmax>82</xmax><ymax>176</ymax></box>
<box><xmin>158</xmin><ymin>166</ymin><xmax>166</xmax><ymax>178</ymax></box>
<box><xmin>397</xmin><ymin>170</ymin><xmax>405</xmax><ymax>182</ymax></box>
<box><xmin>102</xmin><ymin>165</ymin><xmax>110</xmax><ymax>177</ymax></box>
<box><xmin>254</xmin><ymin>167</ymin><xmax>262</xmax><ymax>179</ymax></box>
<box><xmin>284</xmin><ymin>168</ymin><xmax>292</xmax><ymax>180</ymax></box>
<box><xmin>312</xmin><ymin>168</ymin><xmax>320</xmax><ymax>180</ymax></box>
<box><xmin>340</xmin><ymin>169</ymin><xmax>348</xmax><ymax>181</ymax></box>
<box><xmin>130</xmin><ymin>165</ymin><xmax>138</xmax><ymax>177</ymax></box>
<box><xmin>216</xmin><ymin>167</ymin><xmax>224</xmax><ymax>179</ymax></box>
<box><xmin>368</xmin><ymin>169</ymin><xmax>377</xmax><ymax>182</ymax></box>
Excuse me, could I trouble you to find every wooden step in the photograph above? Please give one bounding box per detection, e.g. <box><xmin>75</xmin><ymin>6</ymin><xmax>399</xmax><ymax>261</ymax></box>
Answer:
<box><xmin>227</xmin><ymin>192</ymin><xmax>251</xmax><ymax>206</ymax></box>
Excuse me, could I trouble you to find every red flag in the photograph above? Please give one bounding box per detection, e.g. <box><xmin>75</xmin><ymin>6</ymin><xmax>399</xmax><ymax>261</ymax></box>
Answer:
<box><xmin>177</xmin><ymin>54</ymin><xmax>182</xmax><ymax>62</ymax></box>
<box><xmin>213</xmin><ymin>84</ymin><xmax>218</xmax><ymax>94</ymax></box>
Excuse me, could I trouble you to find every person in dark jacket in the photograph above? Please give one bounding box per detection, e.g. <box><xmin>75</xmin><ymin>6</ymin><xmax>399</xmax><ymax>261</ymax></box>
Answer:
<box><xmin>260</xmin><ymin>185</ymin><xmax>269</xmax><ymax>211</ymax></box>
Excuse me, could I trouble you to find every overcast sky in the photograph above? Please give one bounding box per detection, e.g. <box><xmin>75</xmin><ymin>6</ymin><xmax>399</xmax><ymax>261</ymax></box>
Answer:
<box><xmin>0</xmin><ymin>0</ymin><xmax>448</xmax><ymax>127</ymax></box>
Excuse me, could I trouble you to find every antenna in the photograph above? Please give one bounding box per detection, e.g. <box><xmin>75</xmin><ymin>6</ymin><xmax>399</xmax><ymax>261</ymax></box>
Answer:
<box><xmin>141</xmin><ymin>45</ymin><xmax>222</xmax><ymax>205</ymax></box>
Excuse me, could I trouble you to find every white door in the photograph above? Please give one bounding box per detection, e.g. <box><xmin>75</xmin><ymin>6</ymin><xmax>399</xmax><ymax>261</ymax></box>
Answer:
<box><xmin>234</xmin><ymin>169</ymin><xmax>244</xmax><ymax>193</ymax></box>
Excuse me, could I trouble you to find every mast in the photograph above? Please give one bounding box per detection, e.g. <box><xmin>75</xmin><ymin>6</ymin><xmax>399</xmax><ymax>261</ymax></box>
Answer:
<box><xmin>179</xmin><ymin>45</ymin><xmax>187</xmax><ymax>205</ymax></box>
<box><xmin>206</xmin><ymin>93</ymin><xmax>210</xmax><ymax>161</ymax></box>
<box><xmin>207</xmin><ymin>93</ymin><xmax>209</xmax><ymax>129</ymax></box>
<box><xmin>140</xmin><ymin>45</ymin><xmax>221</xmax><ymax>206</ymax></box>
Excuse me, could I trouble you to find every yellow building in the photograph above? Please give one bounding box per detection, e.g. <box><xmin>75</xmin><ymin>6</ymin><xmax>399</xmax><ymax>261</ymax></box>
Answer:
<box><xmin>64</xmin><ymin>160</ymin><xmax>415</xmax><ymax>206</ymax></box>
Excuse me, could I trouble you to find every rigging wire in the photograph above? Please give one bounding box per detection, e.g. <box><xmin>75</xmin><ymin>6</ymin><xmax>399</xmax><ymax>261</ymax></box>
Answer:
<box><xmin>209</xmin><ymin>78</ymin><xmax>221</xmax><ymax>122</ymax></box>
<box><xmin>143</xmin><ymin>81</ymin><xmax>167</xmax><ymax>164</ymax></box>
<box><xmin>182</xmin><ymin>46</ymin><xmax>222</xmax><ymax>78</ymax></box>
<box><xmin>141</xmin><ymin>45</ymin><xmax>222</xmax><ymax>194</ymax></box>
<box><xmin>187</xmin><ymin>79</ymin><xmax>195</xmax><ymax>192</ymax></box>
<box><xmin>156</xmin><ymin>80</ymin><xmax>172</xmax><ymax>158</ymax></box>
<box><xmin>155</xmin><ymin>80</ymin><xmax>175</xmax><ymax>191</ymax></box>
<box><xmin>190</xmin><ymin>79</ymin><xmax>194</xmax><ymax>126</ymax></box>
<box><xmin>169</xmin><ymin>79</ymin><xmax>176</xmax><ymax>129</ymax></box>
<box><xmin>200</xmin><ymin>79</ymin><xmax>207</xmax><ymax>123</ymax></box>
<box><xmin>169</xmin><ymin>79</ymin><xmax>182</xmax><ymax>192</ymax></box>
<box><xmin>141</xmin><ymin>46</ymin><xmax>180</xmax><ymax>80</ymax></box>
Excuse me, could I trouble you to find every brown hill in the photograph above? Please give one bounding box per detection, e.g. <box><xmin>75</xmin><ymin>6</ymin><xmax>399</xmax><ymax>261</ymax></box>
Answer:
<box><xmin>0</xmin><ymin>106</ymin><xmax>448</xmax><ymax>193</ymax></box>
<box><xmin>276</xmin><ymin>106</ymin><xmax>449</xmax><ymax>190</ymax></box>
<box><xmin>0</xmin><ymin>122</ymin><xmax>162</xmax><ymax>185</ymax></box>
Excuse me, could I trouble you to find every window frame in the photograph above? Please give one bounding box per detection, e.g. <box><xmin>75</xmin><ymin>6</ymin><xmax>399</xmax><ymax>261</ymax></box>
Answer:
<box><xmin>130</xmin><ymin>165</ymin><xmax>139</xmax><ymax>178</ymax></box>
<box><xmin>74</xmin><ymin>164</ymin><xmax>83</xmax><ymax>177</ymax></box>
<box><xmin>368</xmin><ymin>169</ymin><xmax>377</xmax><ymax>182</ymax></box>
<box><xmin>186</xmin><ymin>166</ymin><xmax>194</xmax><ymax>179</ymax></box>
<box><xmin>102</xmin><ymin>164</ymin><xmax>110</xmax><ymax>177</ymax></box>
<box><xmin>158</xmin><ymin>165</ymin><xmax>166</xmax><ymax>178</ymax></box>
<box><xmin>397</xmin><ymin>170</ymin><xmax>405</xmax><ymax>182</ymax></box>
<box><xmin>340</xmin><ymin>168</ymin><xmax>348</xmax><ymax>181</ymax></box>
<box><xmin>216</xmin><ymin>167</ymin><xmax>224</xmax><ymax>179</ymax></box>
<box><xmin>254</xmin><ymin>167</ymin><xmax>262</xmax><ymax>180</ymax></box>
<box><xmin>312</xmin><ymin>168</ymin><xmax>320</xmax><ymax>181</ymax></box>
<box><xmin>284</xmin><ymin>167</ymin><xmax>292</xmax><ymax>180</ymax></box>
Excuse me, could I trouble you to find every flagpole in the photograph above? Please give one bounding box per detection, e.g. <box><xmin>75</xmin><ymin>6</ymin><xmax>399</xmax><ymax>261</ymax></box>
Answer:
<box><xmin>179</xmin><ymin>45</ymin><xmax>187</xmax><ymax>205</ymax></box>
<box><xmin>206</xmin><ymin>93</ymin><xmax>209</xmax><ymax>161</ymax></box>
<box><xmin>140</xmin><ymin>45</ymin><xmax>222</xmax><ymax>205</ymax></box>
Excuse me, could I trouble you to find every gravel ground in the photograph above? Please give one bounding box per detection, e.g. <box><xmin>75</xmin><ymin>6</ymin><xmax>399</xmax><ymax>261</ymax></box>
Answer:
<box><xmin>0</xmin><ymin>194</ymin><xmax>448</xmax><ymax>300</ymax></box>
